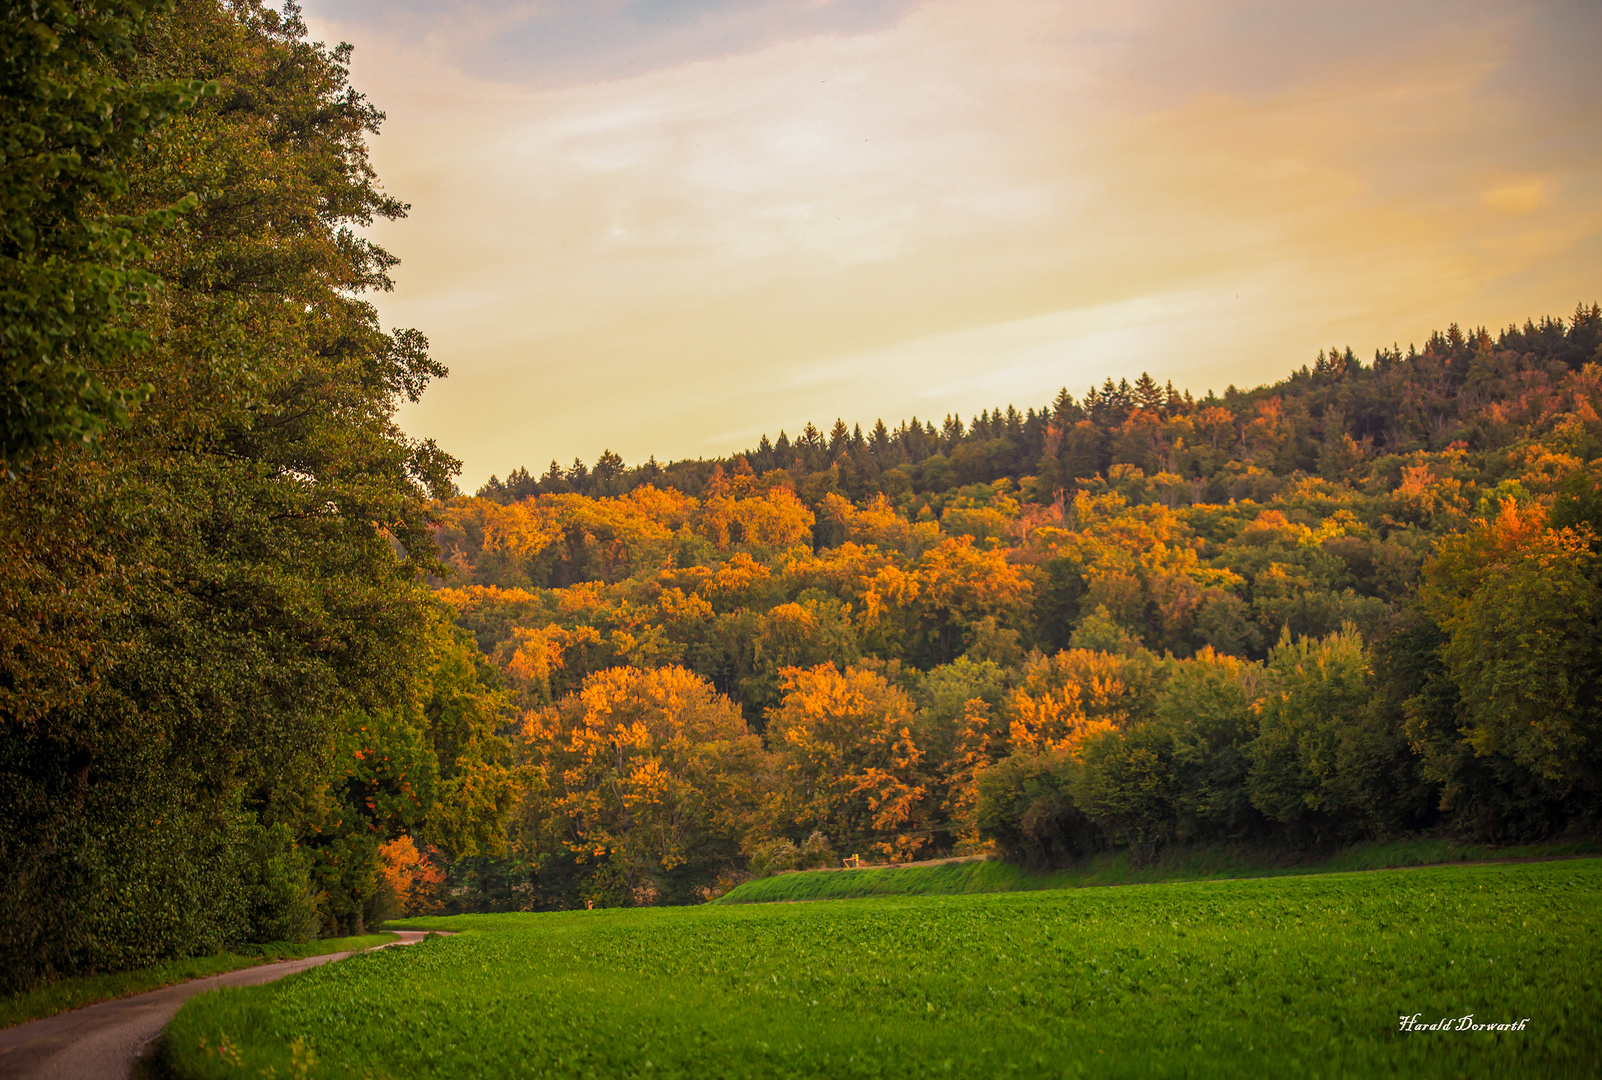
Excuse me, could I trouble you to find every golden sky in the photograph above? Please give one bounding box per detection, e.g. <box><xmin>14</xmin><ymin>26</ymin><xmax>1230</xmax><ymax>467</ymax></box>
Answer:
<box><xmin>305</xmin><ymin>0</ymin><xmax>1602</xmax><ymax>489</ymax></box>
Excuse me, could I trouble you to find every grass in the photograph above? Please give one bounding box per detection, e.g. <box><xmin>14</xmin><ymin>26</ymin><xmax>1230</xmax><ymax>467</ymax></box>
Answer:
<box><xmin>716</xmin><ymin>838</ymin><xmax>1602</xmax><ymax>904</ymax></box>
<box><xmin>160</xmin><ymin>859</ymin><xmax>1599</xmax><ymax>1079</ymax></box>
<box><xmin>0</xmin><ymin>934</ymin><xmax>398</xmax><ymax>1030</ymax></box>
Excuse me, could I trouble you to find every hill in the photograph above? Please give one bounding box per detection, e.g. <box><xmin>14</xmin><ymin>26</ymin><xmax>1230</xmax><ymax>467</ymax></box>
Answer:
<box><xmin>416</xmin><ymin>305</ymin><xmax>1602</xmax><ymax>913</ymax></box>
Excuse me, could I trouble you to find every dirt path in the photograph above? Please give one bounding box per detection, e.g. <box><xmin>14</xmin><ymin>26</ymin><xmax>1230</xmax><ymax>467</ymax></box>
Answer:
<box><xmin>0</xmin><ymin>931</ymin><xmax>438</xmax><ymax>1080</ymax></box>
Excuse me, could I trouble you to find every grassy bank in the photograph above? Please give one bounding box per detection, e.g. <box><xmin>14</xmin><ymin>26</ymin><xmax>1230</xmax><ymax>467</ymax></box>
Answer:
<box><xmin>164</xmin><ymin>860</ymin><xmax>1599</xmax><ymax>1079</ymax></box>
<box><xmin>715</xmin><ymin>838</ymin><xmax>1602</xmax><ymax>904</ymax></box>
<box><xmin>0</xmin><ymin>934</ymin><xmax>397</xmax><ymax>1030</ymax></box>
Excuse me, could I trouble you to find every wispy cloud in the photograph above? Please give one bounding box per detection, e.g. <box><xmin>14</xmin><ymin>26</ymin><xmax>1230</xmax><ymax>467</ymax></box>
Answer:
<box><xmin>304</xmin><ymin>0</ymin><xmax>1602</xmax><ymax>486</ymax></box>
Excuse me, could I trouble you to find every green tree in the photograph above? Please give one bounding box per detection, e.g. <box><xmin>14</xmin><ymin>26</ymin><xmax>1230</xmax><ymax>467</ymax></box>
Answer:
<box><xmin>1418</xmin><ymin>502</ymin><xmax>1602</xmax><ymax>826</ymax></box>
<box><xmin>1153</xmin><ymin>647</ymin><xmax>1263</xmax><ymax>840</ymax></box>
<box><xmin>1074</xmin><ymin>719</ymin><xmax>1185</xmax><ymax>859</ymax></box>
<box><xmin>973</xmin><ymin>749</ymin><xmax>1094</xmax><ymax>867</ymax></box>
<box><xmin>0</xmin><ymin>0</ymin><xmax>456</xmax><ymax>990</ymax></box>
<box><xmin>1</xmin><ymin>0</ymin><xmax>208</xmax><ymax>470</ymax></box>
<box><xmin>1246</xmin><ymin>626</ymin><xmax>1375</xmax><ymax>842</ymax></box>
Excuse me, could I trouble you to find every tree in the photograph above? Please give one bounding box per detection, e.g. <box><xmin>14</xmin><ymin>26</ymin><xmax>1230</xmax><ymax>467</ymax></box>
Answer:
<box><xmin>518</xmin><ymin>666</ymin><xmax>764</xmax><ymax>904</ymax></box>
<box><xmin>1075</xmin><ymin>723</ymin><xmax>1178</xmax><ymax>856</ymax></box>
<box><xmin>1418</xmin><ymin>502</ymin><xmax>1602</xmax><ymax>821</ymax></box>
<box><xmin>1005</xmin><ymin>646</ymin><xmax>1162</xmax><ymax>753</ymax></box>
<box><xmin>1132</xmin><ymin>372</ymin><xmax>1163</xmax><ymax>414</ymax></box>
<box><xmin>1246</xmin><ymin>627</ymin><xmax>1375</xmax><ymax>841</ymax></box>
<box><xmin>1153</xmin><ymin>647</ymin><xmax>1262</xmax><ymax>840</ymax></box>
<box><xmin>972</xmin><ymin>748</ymin><xmax>1094</xmax><ymax>867</ymax></box>
<box><xmin>764</xmin><ymin>664</ymin><xmax>929</xmax><ymax>861</ymax></box>
<box><xmin>1</xmin><ymin>0</ymin><xmax>458</xmax><ymax>988</ymax></box>
<box><xmin>914</xmin><ymin>536</ymin><xmax>1032</xmax><ymax>663</ymax></box>
<box><xmin>592</xmin><ymin>449</ymin><xmax>626</xmax><ymax>495</ymax></box>
<box><xmin>1</xmin><ymin>0</ymin><xmax>209</xmax><ymax>471</ymax></box>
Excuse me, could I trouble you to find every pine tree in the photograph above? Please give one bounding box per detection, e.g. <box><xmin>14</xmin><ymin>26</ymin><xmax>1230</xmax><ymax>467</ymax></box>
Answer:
<box><xmin>593</xmin><ymin>449</ymin><xmax>625</xmax><ymax>494</ymax></box>
<box><xmin>1052</xmin><ymin>388</ymin><xmax>1078</xmax><ymax>426</ymax></box>
<box><xmin>541</xmin><ymin>459</ymin><xmax>567</xmax><ymax>493</ymax></box>
<box><xmin>1133</xmin><ymin>372</ymin><xmax>1162</xmax><ymax>413</ymax></box>
<box><xmin>504</xmin><ymin>466</ymin><xmax>538</xmax><ymax>501</ymax></box>
<box><xmin>829</xmin><ymin>419</ymin><xmax>850</xmax><ymax>456</ymax></box>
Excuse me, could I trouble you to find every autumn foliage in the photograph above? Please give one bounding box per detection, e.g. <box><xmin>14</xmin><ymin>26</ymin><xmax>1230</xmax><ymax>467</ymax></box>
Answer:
<box><xmin>417</xmin><ymin>315</ymin><xmax>1602</xmax><ymax>906</ymax></box>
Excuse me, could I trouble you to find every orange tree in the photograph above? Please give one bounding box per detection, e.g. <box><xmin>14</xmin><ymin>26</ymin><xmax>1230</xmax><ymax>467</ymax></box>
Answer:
<box><xmin>762</xmin><ymin>664</ymin><xmax>931</xmax><ymax>862</ymax></box>
<box><xmin>913</xmin><ymin>536</ymin><xmax>1032</xmax><ymax>664</ymax></box>
<box><xmin>517</xmin><ymin>666</ymin><xmax>765</xmax><ymax>905</ymax></box>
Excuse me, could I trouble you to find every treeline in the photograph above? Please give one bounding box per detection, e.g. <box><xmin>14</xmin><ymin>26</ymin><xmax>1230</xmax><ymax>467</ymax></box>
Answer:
<box><xmin>0</xmin><ymin>1</ymin><xmax>513</xmax><ymax>993</ymax></box>
<box><xmin>428</xmin><ymin>321</ymin><xmax>1602</xmax><ymax>910</ymax></box>
<box><xmin>480</xmin><ymin>313</ymin><xmax>1602</xmax><ymax>515</ymax></box>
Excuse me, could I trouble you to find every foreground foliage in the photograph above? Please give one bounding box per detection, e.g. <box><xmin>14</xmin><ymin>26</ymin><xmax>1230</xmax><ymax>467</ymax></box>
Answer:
<box><xmin>165</xmin><ymin>860</ymin><xmax>1599</xmax><ymax>1079</ymax></box>
<box><xmin>0</xmin><ymin>1</ymin><xmax>509</xmax><ymax>992</ymax></box>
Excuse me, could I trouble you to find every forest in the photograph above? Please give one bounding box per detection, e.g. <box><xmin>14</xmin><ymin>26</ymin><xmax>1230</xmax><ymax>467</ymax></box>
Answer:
<box><xmin>2</xmin><ymin>0</ymin><xmax>1600</xmax><ymax>995</ymax></box>
<box><xmin>433</xmin><ymin>309</ymin><xmax>1602</xmax><ymax>910</ymax></box>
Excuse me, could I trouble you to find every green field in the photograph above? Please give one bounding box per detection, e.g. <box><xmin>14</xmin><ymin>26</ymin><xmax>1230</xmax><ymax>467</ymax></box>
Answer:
<box><xmin>716</xmin><ymin>840</ymin><xmax>1602</xmax><ymax>904</ymax></box>
<box><xmin>0</xmin><ymin>934</ymin><xmax>398</xmax><ymax>1030</ymax></box>
<box><xmin>159</xmin><ymin>860</ymin><xmax>1599</xmax><ymax>1079</ymax></box>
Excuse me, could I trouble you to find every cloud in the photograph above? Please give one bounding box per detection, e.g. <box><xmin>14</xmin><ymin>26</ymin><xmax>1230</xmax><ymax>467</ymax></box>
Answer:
<box><xmin>302</xmin><ymin>0</ymin><xmax>1602</xmax><ymax>487</ymax></box>
<box><xmin>312</xmin><ymin>0</ymin><xmax>922</xmax><ymax>87</ymax></box>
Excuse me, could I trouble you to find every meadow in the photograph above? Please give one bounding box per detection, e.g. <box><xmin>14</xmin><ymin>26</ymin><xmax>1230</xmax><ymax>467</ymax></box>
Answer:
<box><xmin>158</xmin><ymin>859</ymin><xmax>1598</xmax><ymax>1079</ymax></box>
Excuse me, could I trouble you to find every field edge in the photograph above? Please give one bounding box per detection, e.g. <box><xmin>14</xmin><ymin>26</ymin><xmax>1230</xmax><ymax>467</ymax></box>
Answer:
<box><xmin>712</xmin><ymin>838</ymin><xmax>1602</xmax><ymax>905</ymax></box>
<box><xmin>0</xmin><ymin>933</ymin><xmax>399</xmax><ymax>1030</ymax></box>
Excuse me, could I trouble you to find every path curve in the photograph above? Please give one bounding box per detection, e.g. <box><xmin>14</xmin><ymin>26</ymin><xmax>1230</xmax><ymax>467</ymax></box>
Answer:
<box><xmin>0</xmin><ymin>931</ymin><xmax>438</xmax><ymax>1080</ymax></box>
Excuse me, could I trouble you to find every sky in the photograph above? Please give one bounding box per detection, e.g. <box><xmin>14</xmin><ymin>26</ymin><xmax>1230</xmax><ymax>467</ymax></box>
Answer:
<box><xmin>301</xmin><ymin>0</ymin><xmax>1602</xmax><ymax>490</ymax></box>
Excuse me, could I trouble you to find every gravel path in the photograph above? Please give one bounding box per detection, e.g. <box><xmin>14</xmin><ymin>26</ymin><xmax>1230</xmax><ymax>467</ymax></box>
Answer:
<box><xmin>0</xmin><ymin>931</ymin><xmax>436</xmax><ymax>1080</ymax></box>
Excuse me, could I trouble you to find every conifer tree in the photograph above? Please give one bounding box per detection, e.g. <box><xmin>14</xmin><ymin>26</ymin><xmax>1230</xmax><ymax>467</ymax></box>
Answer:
<box><xmin>1133</xmin><ymin>372</ymin><xmax>1163</xmax><ymax>413</ymax></box>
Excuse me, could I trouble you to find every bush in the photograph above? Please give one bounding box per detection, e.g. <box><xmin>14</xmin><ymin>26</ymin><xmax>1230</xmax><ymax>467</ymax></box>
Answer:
<box><xmin>1075</xmin><ymin>725</ymin><xmax>1179</xmax><ymax>858</ymax></box>
<box><xmin>235</xmin><ymin>822</ymin><xmax>320</xmax><ymax>945</ymax></box>
<box><xmin>973</xmin><ymin>751</ymin><xmax>1098</xmax><ymax>867</ymax></box>
<box><xmin>748</xmin><ymin>831</ymin><xmax>838</xmax><ymax>876</ymax></box>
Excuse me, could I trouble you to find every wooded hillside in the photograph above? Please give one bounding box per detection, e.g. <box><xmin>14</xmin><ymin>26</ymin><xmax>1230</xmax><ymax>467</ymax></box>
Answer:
<box><xmin>433</xmin><ymin>310</ymin><xmax>1602</xmax><ymax>909</ymax></box>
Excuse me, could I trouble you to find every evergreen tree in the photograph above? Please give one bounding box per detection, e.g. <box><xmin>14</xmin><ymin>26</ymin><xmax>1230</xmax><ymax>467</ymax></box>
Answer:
<box><xmin>540</xmin><ymin>459</ymin><xmax>568</xmax><ymax>494</ymax></box>
<box><xmin>1133</xmin><ymin>372</ymin><xmax>1163</xmax><ymax>413</ymax></box>
<box><xmin>829</xmin><ymin>419</ymin><xmax>850</xmax><ymax>457</ymax></box>
<box><xmin>593</xmin><ymin>449</ymin><xmax>625</xmax><ymax>494</ymax></box>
